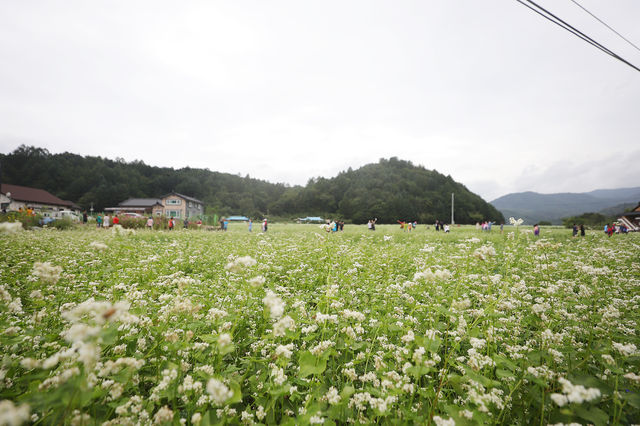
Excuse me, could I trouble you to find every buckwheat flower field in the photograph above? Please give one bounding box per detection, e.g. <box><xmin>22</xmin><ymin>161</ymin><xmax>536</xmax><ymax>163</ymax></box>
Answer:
<box><xmin>1</xmin><ymin>224</ymin><xmax>638</xmax><ymax>425</ymax></box>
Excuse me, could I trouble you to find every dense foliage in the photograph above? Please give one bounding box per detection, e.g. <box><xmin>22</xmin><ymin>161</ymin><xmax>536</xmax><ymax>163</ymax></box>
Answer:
<box><xmin>1</xmin><ymin>146</ymin><xmax>503</xmax><ymax>223</ymax></box>
<box><xmin>561</xmin><ymin>213</ymin><xmax>611</xmax><ymax>229</ymax></box>
<box><xmin>0</xmin><ymin>224</ymin><xmax>638</xmax><ymax>425</ymax></box>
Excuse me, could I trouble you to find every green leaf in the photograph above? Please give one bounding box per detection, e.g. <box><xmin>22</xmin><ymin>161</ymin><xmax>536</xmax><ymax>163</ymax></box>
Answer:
<box><xmin>496</xmin><ymin>368</ymin><xmax>515</xmax><ymax>379</ymax></box>
<box><xmin>228</xmin><ymin>380</ymin><xmax>242</xmax><ymax>404</ymax></box>
<box><xmin>219</xmin><ymin>343</ymin><xmax>235</xmax><ymax>356</ymax></box>
<box><xmin>199</xmin><ymin>334</ymin><xmax>218</xmax><ymax>343</ymax></box>
<box><xmin>621</xmin><ymin>391</ymin><xmax>640</xmax><ymax>409</ymax></box>
<box><xmin>340</xmin><ymin>385</ymin><xmax>355</xmax><ymax>401</ymax></box>
<box><xmin>298</xmin><ymin>351</ymin><xmax>327</xmax><ymax>378</ymax></box>
<box><xmin>574</xmin><ymin>405</ymin><xmax>608</xmax><ymax>426</ymax></box>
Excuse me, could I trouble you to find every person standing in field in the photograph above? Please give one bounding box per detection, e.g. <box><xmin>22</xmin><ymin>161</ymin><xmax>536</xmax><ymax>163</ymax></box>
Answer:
<box><xmin>248</xmin><ymin>219</ymin><xmax>253</xmax><ymax>232</ymax></box>
<box><xmin>103</xmin><ymin>214</ymin><xmax>110</xmax><ymax>229</ymax></box>
<box><xmin>533</xmin><ymin>224</ymin><xmax>540</xmax><ymax>236</ymax></box>
<box><xmin>572</xmin><ymin>224</ymin><xmax>578</xmax><ymax>237</ymax></box>
<box><xmin>580</xmin><ymin>224</ymin><xmax>585</xmax><ymax>236</ymax></box>
<box><xmin>146</xmin><ymin>216</ymin><xmax>154</xmax><ymax>230</ymax></box>
<box><xmin>183</xmin><ymin>218</ymin><xmax>189</xmax><ymax>229</ymax></box>
<box><xmin>96</xmin><ymin>214</ymin><xmax>103</xmax><ymax>228</ymax></box>
<box><xmin>112</xmin><ymin>215</ymin><xmax>120</xmax><ymax>226</ymax></box>
<box><xmin>262</xmin><ymin>218</ymin><xmax>268</xmax><ymax>232</ymax></box>
<box><xmin>168</xmin><ymin>217</ymin><xmax>175</xmax><ymax>231</ymax></box>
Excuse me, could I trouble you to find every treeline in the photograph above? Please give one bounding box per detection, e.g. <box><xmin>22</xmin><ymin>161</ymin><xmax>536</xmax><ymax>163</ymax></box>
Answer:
<box><xmin>0</xmin><ymin>146</ymin><xmax>504</xmax><ymax>224</ymax></box>
<box><xmin>561</xmin><ymin>212</ymin><xmax>613</xmax><ymax>228</ymax></box>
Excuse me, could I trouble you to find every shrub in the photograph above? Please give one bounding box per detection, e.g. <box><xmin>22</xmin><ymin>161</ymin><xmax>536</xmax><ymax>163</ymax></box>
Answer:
<box><xmin>0</xmin><ymin>212</ymin><xmax>41</xmax><ymax>228</ymax></box>
<box><xmin>119</xmin><ymin>217</ymin><xmax>147</xmax><ymax>229</ymax></box>
<box><xmin>51</xmin><ymin>218</ymin><xmax>75</xmax><ymax>230</ymax></box>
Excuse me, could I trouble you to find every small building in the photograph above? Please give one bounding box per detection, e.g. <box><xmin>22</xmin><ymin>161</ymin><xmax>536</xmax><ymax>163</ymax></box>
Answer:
<box><xmin>618</xmin><ymin>202</ymin><xmax>640</xmax><ymax>231</ymax></box>
<box><xmin>0</xmin><ymin>183</ymin><xmax>76</xmax><ymax>212</ymax></box>
<box><xmin>105</xmin><ymin>198</ymin><xmax>164</xmax><ymax>216</ymax></box>
<box><xmin>161</xmin><ymin>192</ymin><xmax>204</xmax><ymax>219</ymax></box>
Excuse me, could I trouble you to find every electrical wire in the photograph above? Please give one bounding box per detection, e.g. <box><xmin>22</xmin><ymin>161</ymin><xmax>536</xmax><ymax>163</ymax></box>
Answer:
<box><xmin>569</xmin><ymin>0</ymin><xmax>640</xmax><ymax>53</ymax></box>
<box><xmin>515</xmin><ymin>0</ymin><xmax>640</xmax><ymax>73</ymax></box>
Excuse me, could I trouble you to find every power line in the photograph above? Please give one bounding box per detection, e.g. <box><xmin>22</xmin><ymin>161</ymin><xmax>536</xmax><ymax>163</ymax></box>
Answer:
<box><xmin>515</xmin><ymin>0</ymin><xmax>640</xmax><ymax>73</ymax></box>
<box><xmin>569</xmin><ymin>0</ymin><xmax>640</xmax><ymax>53</ymax></box>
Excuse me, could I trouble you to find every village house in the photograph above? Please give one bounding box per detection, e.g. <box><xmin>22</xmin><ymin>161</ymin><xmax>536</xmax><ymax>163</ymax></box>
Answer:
<box><xmin>619</xmin><ymin>202</ymin><xmax>640</xmax><ymax>231</ymax></box>
<box><xmin>105</xmin><ymin>198</ymin><xmax>164</xmax><ymax>216</ymax></box>
<box><xmin>106</xmin><ymin>192</ymin><xmax>204</xmax><ymax>218</ymax></box>
<box><xmin>0</xmin><ymin>183</ymin><xmax>78</xmax><ymax>212</ymax></box>
<box><xmin>161</xmin><ymin>192</ymin><xmax>204</xmax><ymax>219</ymax></box>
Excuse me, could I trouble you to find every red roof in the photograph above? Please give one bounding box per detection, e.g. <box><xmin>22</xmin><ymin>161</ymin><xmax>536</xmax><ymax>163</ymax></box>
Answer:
<box><xmin>1</xmin><ymin>183</ymin><xmax>72</xmax><ymax>207</ymax></box>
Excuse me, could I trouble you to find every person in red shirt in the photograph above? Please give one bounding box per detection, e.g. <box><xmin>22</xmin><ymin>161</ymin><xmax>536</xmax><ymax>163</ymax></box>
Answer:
<box><xmin>112</xmin><ymin>215</ymin><xmax>120</xmax><ymax>225</ymax></box>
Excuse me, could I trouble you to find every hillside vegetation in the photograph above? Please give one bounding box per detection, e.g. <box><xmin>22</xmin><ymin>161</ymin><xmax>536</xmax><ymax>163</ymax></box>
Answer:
<box><xmin>1</xmin><ymin>146</ymin><xmax>503</xmax><ymax>224</ymax></box>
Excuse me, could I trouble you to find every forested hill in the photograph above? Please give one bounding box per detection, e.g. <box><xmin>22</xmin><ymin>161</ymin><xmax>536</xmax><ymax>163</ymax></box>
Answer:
<box><xmin>269</xmin><ymin>158</ymin><xmax>504</xmax><ymax>224</ymax></box>
<box><xmin>0</xmin><ymin>146</ymin><xmax>503</xmax><ymax>224</ymax></box>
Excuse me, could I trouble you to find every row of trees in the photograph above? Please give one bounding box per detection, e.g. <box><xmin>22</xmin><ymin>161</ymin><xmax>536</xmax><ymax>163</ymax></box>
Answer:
<box><xmin>1</xmin><ymin>146</ymin><xmax>504</xmax><ymax>224</ymax></box>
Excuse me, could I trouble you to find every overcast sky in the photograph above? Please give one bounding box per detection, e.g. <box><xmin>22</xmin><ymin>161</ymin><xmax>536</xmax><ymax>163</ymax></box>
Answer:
<box><xmin>1</xmin><ymin>1</ymin><xmax>639</xmax><ymax>201</ymax></box>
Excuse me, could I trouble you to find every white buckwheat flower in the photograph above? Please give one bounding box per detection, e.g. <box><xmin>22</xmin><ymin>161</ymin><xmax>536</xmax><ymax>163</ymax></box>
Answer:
<box><xmin>262</xmin><ymin>290</ymin><xmax>285</xmax><ymax>319</ymax></box>
<box><xmin>207</xmin><ymin>379</ymin><xmax>233</xmax><ymax>405</ymax></box>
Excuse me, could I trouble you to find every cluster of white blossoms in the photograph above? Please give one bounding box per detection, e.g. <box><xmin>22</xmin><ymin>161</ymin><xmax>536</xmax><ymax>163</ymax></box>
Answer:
<box><xmin>509</xmin><ymin>217</ymin><xmax>524</xmax><ymax>226</ymax></box>
<box><xmin>612</xmin><ymin>342</ymin><xmax>639</xmax><ymax>357</ymax></box>
<box><xmin>432</xmin><ymin>416</ymin><xmax>456</xmax><ymax>426</ymax></box>
<box><xmin>0</xmin><ymin>400</ymin><xmax>30</xmax><ymax>426</ymax></box>
<box><xmin>206</xmin><ymin>379</ymin><xmax>233</xmax><ymax>405</ymax></box>
<box><xmin>273</xmin><ymin>315</ymin><xmax>295</xmax><ymax>337</ymax></box>
<box><xmin>224</xmin><ymin>256</ymin><xmax>257</xmax><ymax>272</ymax></box>
<box><xmin>275</xmin><ymin>343</ymin><xmax>295</xmax><ymax>359</ymax></box>
<box><xmin>62</xmin><ymin>299</ymin><xmax>139</xmax><ymax>325</ymax></box>
<box><xmin>89</xmin><ymin>241</ymin><xmax>108</xmax><ymax>251</ymax></box>
<box><xmin>31</xmin><ymin>262</ymin><xmax>63</xmax><ymax>284</ymax></box>
<box><xmin>262</xmin><ymin>290</ymin><xmax>285</xmax><ymax>319</ymax></box>
<box><xmin>248</xmin><ymin>275</ymin><xmax>265</xmax><ymax>288</ymax></box>
<box><xmin>550</xmin><ymin>378</ymin><xmax>601</xmax><ymax>407</ymax></box>
<box><xmin>413</xmin><ymin>268</ymin><xmax>452</xmax><ymax>282</ymax></box>
<box><xmin>473</xmin><ymin>245</ymin><xmax>496</xmax><ymax>261</ymax></box>
<box><xmin>152</xmin><ymin>405</ymin><xmax>173</xmax><ymax>424</ymax></box>
<box><xmin>111</xmin><ymin>224</ymin><xmax>135</xmax><ymax>236</ymax></box>
<box><xmin>0</xmin><ymin>222</ymin><xmax>23</xmax><ymax>234</ymax></box>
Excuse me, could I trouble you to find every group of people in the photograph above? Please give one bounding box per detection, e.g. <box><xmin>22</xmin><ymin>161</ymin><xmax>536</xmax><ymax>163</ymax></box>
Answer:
<box><xmin>398</xmin><ymin>220</ymin><xmax>418</xmax><ymax>231</ymax></box>
<box><xmin>95</xmin><ymin>214</ymin><xmax>120</xmax><ymax>228</ymax></box>
<box><xmin>604</xmin><ymin>223</ymin><xmax>628</xmax><ymax>236</ymax></box>
<box><xmin>475</xmin><ymin>221</ymin><xmax>495</xmax><ymax>232</ymax></box>
<box><xmin>367</xmin><ymin>218</ymin><xmax>377</xmax><ymax>231</ymax></box>
<box><xmin>434</xmin><ymin>220</ymin><xmax>451</xmax><ymax>232</ymax></box>
<box><xmin>325</xmin><ymin>220</ymin><xmax>345</xmax><ymax>232</ymax></box>
<box><xmin>570</xmin><ymin>224</ymin><xmax>586</xmax><ymax>237</ymax></box>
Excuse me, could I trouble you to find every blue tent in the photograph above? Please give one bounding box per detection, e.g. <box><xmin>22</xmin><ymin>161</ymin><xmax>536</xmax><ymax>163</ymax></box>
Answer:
<box><xmin>298</xmin><ymin>216</ymin><xmax>324</xmax><ymax>223</ymax></box>
<box><xmin>227</xmin><ymin>216</ymin><xmax>250</xmax><ymax>221</ymax></box>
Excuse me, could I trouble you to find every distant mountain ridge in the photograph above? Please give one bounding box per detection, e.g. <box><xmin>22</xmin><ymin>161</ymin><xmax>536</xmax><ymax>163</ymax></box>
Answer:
<box><xmin>490</xmin><ymin>187</ymin><xmax>640</xmax><ymax>224</ymax></box>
